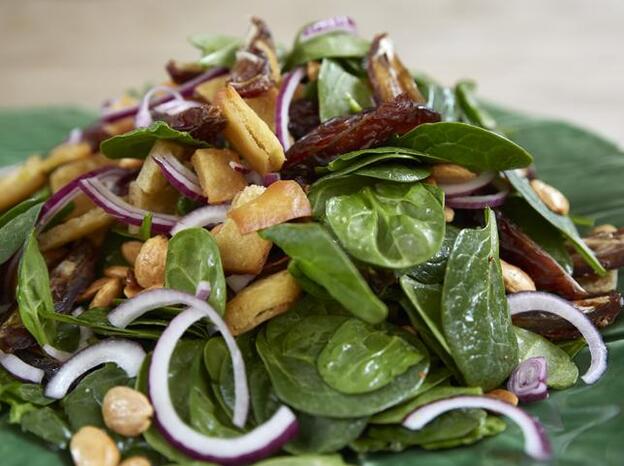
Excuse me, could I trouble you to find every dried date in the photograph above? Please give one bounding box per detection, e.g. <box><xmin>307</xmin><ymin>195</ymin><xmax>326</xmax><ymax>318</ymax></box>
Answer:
<box><xmin>153</xmin><ymin>104</ymin><xmax>226</xmax><ymax>145</ymax></box>
<box><xmin>166</xmin><ymin>59</ymin><xmax>205</xmax><ymax>84</ymax></box>
<box><xmin>288</xmin><ymin>98</ymin><xmax>320</xmax><ymax>141</ymax></box>
<box><xmin>571</xmin><ymin>228</ymin><xmax>624</xmax><ymax>276</ymax></box>
<box><xmin>50</xmin><ymin>240</ymin><xmax>97</xmax><ymax>315</ymax></box>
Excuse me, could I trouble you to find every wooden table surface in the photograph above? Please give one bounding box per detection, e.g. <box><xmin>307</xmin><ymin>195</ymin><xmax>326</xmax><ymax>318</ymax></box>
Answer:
<box><xmin>1</xmin><ymin>0</ymin><xmax>622</xmax><ymax>145</ymax></box>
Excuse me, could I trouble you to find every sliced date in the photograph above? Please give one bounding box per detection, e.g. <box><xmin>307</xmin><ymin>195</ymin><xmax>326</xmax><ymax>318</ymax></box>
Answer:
<box><xmin>572</xmin><ymin>228</ymin><xmax>624</xmax><ymax>276</ymax></box>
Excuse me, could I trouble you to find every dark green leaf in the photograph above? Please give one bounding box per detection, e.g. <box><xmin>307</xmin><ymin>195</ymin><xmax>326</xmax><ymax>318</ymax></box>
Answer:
<box><xmin>20</xmin><ymin>408</ymin><xmax>71</xmax><ymax>449</ymax></box>
<box><xmin>395</xmin><ymin>122</ymin><xmax>533</xmax><ymax>171</ymax></box>
<box><xmin>254</xmin><ymin>455</ymin><xmax>352</xmax><ymax>466</ymax></box>
<box><xmin>260</xmin><ymin>223</ymin><xmax>387</xmax><ymax>324</ymax></box>
<box><xmin>317</xmin><ymin>59</ymin><xmax>372</xmax><ymax>122</ymax></box>
<box><xmin>352</xmin><ymin>163</ymin><xmax>431</xmax><ymax>183</ymax></box>
<box><xmin>138</xmin><ymin>213</ymin><xmax>153</xmax><ymax>241</ymax></box>
<box><xmin>308</xmin><ymin>175</ymin><xmax>370</xmax><ymax>220</ymax></box>
<box><xmin>100</xmin><ymin>121</ymin><xmax>210</xmax><ymax>159</ymax></box>
<box><xmin>325</xmin><ymin>182</ymin><xmax>445</xmax><ymax>269</ymax></box>
<box><xmin>287</xmin><ymin>31</ymin><xmax>369</xmax><ymax>68</ymax></box>
<box><xmin>400</xmin><ymin>225</ymin><xmax>460</xmax><ymax>284</ymax></box>
<box><xmin>287</xmin><ymin>413</ymin><xmax>368</xmax><ymax>455</ymax></box>
<box><xmin>455</xmin><ymin>80</ymin><xmax>496</xmax><ymax>129</ymax></box>
<box><xmin>442</xmin><ymin>209</ymin><xmax>518</xmax><ymax>390</ymax></box>
<box><xmin>0</xmin><ymin>202</ymin><xmax>42</xmax><ymax>264</ymax></box>
<box><xmin>166</xmin><ymin>228</ymin><xmax>227</xmax><ymax>314</ymax></box>
<box><xmin>189</xmin><ymin>34</ymin><xmax>241</xmax><ymax>68</ymax></box>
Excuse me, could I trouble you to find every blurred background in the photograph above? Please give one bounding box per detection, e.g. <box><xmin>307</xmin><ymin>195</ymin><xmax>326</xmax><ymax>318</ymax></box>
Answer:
<box><xmin>1</xmin><ymin>0</ymin><xmax>622</xmax><ymax>144</ymax></box>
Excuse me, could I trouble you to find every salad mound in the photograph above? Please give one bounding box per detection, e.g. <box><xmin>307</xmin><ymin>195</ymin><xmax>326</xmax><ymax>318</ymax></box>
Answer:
<box><xmin>0</xmin><ymin>15</ymin><xmax>623</xmax><ymax>466</ymax></box>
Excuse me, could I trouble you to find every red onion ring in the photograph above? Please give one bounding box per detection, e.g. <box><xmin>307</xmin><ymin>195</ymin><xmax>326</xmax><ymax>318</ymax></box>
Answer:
<box><xmin>44</xmin><ymin>339</ymin><xmax>146</xmax><ymax>399</ymax></box>
<box><xmin>229</xmin><ymin>161</ymin><xmax>251</xmax><ymax>174</ymax></box>
<box><xmin>135</xmin><ymin>86</ymin><xmax>185</xmax><ymax>128</ymax></box>
<box><xmin>275</xmin><ymin>67</ymin><xmax>306</xmax><ymax>151</ymax></box>
<box><xmin>508</xmin><ymin>291</ymin><xmax>607</xmax><ymax>384</ymax></box>
<box><xmin>149</xmin><ymin>306</ymin><xmax>298</xmax><ymax>464</ymax></box>
<box><xmin>151</xmin><ymin>153</ymin><xmax>207</xmax><ymax>203</ymax></box>
<box><xmin>170</xmin><ymin>204</ymin><xmax>229</xmax><ymax>236</ymax></box>
<box><xmin>72</xmin><ymin>306</ymin><xmax>94</xmax><ymax>349</ymax></box>
<box><xmin>445</xmin><ymin>189</ymin><xmax>509</xmax><ymax>209</ymax></box>
<box><xmin>439</xmin><ymin>172</ymin><xmax>495</xmax><ymax>197</ymax></box>
<box><xmin>508</xmin><ymin>357</ymin><xmax>549</xmax><ymax>403</ymax></box>
<box><xmin>66</xmin><ymin>128</ymin><xmax>83</xmax><ymax>145</ymax></box>
<box><xmin>262</xmin><ymin>172</ymin><xmax>281</xmax><ymax>186</ymax></box>
<box><xmin>0</xmin><ymin>349</ymin><xmax>44</xmax><ymax>384</ymax></box>
<box><xmin>226</xmin><ymin>274</ymin><xmax>256</xmax><ymax>292</ymax></box>
<box><xmin>79</xmin><ymin>177</ymin><xmax>179</xmax><ymax>233</ymax></box>
<box><xmin>101</xmin><ymin>67</ymin><xmax>228</xmax><ymax>124</ymax></box>
<box><xmin>195</xmin><ymin>280</ymin><xmax>212</xmax><ymax>301</ymax></box>
<box><xmin>42</xmin><ymin>345</ymin><xmax>72</xmax><ymax>362</ymax></box>
<box><xmin>403</xmin><ymin>395</ymin><xmax>552</xmax><ymax>461</ymax></box>
<box><xmin>300</xmin><ymin>16</ymin><xmax>357</xmax><ymax>42</ymax></box>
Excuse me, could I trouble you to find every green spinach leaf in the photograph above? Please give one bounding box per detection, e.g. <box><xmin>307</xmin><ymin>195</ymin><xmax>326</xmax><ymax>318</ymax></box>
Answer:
<box><xmin>287</xmin><ymin>30</ymin><xmax>369</xmax><ymax>67</ymax></box>
<box><xmin>325</xmin><ymin>182</ymin><xmax>445</xmax><ymax>269</ymax></box>
<box><xmin>514</xmin><ymin>327</ymin><xmax>578</xmax><ymax>389</ymax></box>
<box><xmin>352</xmin><ymin>162</ymin><xmax>431</xmax><ymax>183</ymax></box>
<box><xmin>260</xmin><ymin>223</ymin><xmax>387</xmax><ymax>324</ymax></box>
<box><xmin>0</xmin><ymin>201</ymin><xmax>42</xmax><ymax>264</ymax></box>
<box><xmin>189</xmin><ymin>34</ymin><xmax>241</xmax><ymax>68</ymax></box>
<box><xmin>506</xmin><ymin>170</ymin><xmax>604</xmax><ymax>275</ymax></box>
<box><xmin>455</xmin><ymin>80</ymin><xmax>496</xmax><ymax>130</ymax></box>
<box><xmin>317</xmin><ymin>59</ymin><xmax>372</xmax><ymax>122</ymax></box>
<box><xmin>395</xmin><ymin>122</ymin><xmax>533</xmax><ymax>171</ymax></box>
<box><xmin>317</xmin><ymin>319</ymin><xmax>424</xmax><ymax>394</ymax></box>
<box><xmin>166</xmin><ymin>228</ymin><xmax>227</xmax><ymax>314</ymax></box>
<box><xmin>20</xmin><ymin>407</ymin><xmax>71</xmax><ymax>449</ymax></box>
<box><xmin>100</xmin><ymin>121</ymin><xmax>210</xmax><ymax>159</ymax></box>
<box><xmin>308</xmin><ymin>175</ymin><xmax>370</xmax><ymax>220</ymax></box>
<box><xmin>323</xmin><ymin>147</ymin><xmax>425</xmax><ymax>174</ymax></box>
<box><xmin>400</xmin><ymin>225</ymin><xmax>460</xmax><ymax>284</ymax></box>
<box><xmin>414</xmin><ymin>76</ymin><xmax>461</xmax><ymax>122</ymax></box>
<box><xmin>288</xmin><ymin>413</ymin><xmax>368</xmax><ymax>455</ymax></box>
<box><xmin>254</xmin><ymin>455</ymin><xmax>352</xmax><ymax>466</ymax></box>
<box><xmin>442</xmin><ymin>209</ymin><xmax>518</xmax><ymax>390</ymax></box>
<box><xmin>16</xmin><ymin>230</ymin><xmax>56</xmax><ymax>346</ymax></box>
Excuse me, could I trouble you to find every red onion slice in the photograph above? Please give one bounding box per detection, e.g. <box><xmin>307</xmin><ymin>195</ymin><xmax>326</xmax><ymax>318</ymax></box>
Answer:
<box><xmin>508</xmin><ymin>291</ymin><xmax>607</xmax><ymax>384</ymax></box>
<box><xmin>44</xmin><ymin>339</ymin><xmax>146</xmax><ymax>399</ymax></box>
<box><xmin>135</xmin><ymin>86</ymin><xmax>185</xmax><ymax>128</ymax></box>
<box><xmin>262</xmin><ymin>172</ymin><xmax>281</xmax><ymax>186</ymax></box>
<box><xmin>0</xmin><ymin>349</ymin><xmax>45</xmax><ymax>384</ymax></box>
<box><xmin>439</xmin><ymin>171</ymin><xmax>495</xmax><ymax>197</ymax></box>
<box><xmin>508</xmin><ymin>357</ymin><xmax>549</xmax><ymax>403</ymax></box>
<box><xmin>445</xmin><ymin>189</ymin><xmax>509</xmax><ymax>209</ymax></box>
<box><xmin>300</xmin><ymin>16</ymin><xmax>357</xmax><ymax>42</ymax></box>
<box><xmin>149</xmin><ymin>305</ymin><xmax>297</xmax><ymax>464</ymax></box>
<box><xmin>79</xmin><ymin>178</ymin><xmax>179</xmax><ymax>233</ymax></box>
<box><xmin>226</xmin><ymin>274</ymin><xmax>256</xmax><ymax>292</ymax></box>
<box><xmin>66</xmin><ymin>128</ymin><xmax>83</xmax><ymax>145</ymax></box>
<box><xmin>101</xmin><ymin>67</ymin><xmax>228</xmax><ymax>124</ymax></box>
<box><xmin>170</xmin><ymin>204</ymin><xmax>229</xmax><ymax>236</ymax></box>
<box><xmin>275</xmin><ymin>67</ymin><xmax>306</xmax><ymax>151</ymax></box>
<box><xmin>151</xmin><ymin>153</ymin><xmax>207</xmax><ymax>203</ymax></box>
<box><xmin>42</xmin><ymin>344</ymin><xmax>73</xmax><ymax>362</ymax></box>
<box><xmin>195</xmin><ymin>280</ymin><xmax>212</xmax><ymax>301</ymax></box>
<box><xmin>153</xmin><ymin>99</ymin><xmax>203</xmax><ymax>115</ymax></box>
<box><xmin>73</xmin><ymin>306</ymin><xmax>94</xmax><ymax>349</ymax></box>
<box><xmin>229</xmin><ymin>161</ymin><xmax>251</xmax><ymax>174</ymax></box>
<box><xmin>403</xmin><ymin>395</ymin><xmax>552</xmax><ymax>461</ymax></box>
<box><xmin>38</xmin><ymin>166</ymin><xmax>127</xmax><ymax>228</ymax></box>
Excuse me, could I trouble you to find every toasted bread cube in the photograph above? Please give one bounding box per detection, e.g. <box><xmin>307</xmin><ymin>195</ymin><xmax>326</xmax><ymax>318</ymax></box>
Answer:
<box><xmin>128</xmin><ymin>181</ymin><xmax>178</xmax><ymax>214</ymax></box>
<box><xmin>244</xmin><ymin>87</ymin><xmax>278</xmax><ymax>132</ymax></box>
<box><xmin>49</xmin><ymin>156</ymin><xmax>114</xmax><ymax>192</ymax></box>
<box><xmin>136</xmin><ymin>141</ymin><xmax>188</xmax><ymax>194</ymax></box>
<box><xmin>41</xmin><ymin>142</ymin><xmax>92</xmax><ymax>173</ymax></box>
<box><xmin>39</xmin><ymin>208</ymin><xmax>114</xmax><ymax>251</ymax></box>
<box><xmin>225</xmin><ymin>270</ymin><xmax>301</xmax><ymax>336</ymax></box>
<box><xmin>194</xmin><ymin>75</ymin><xmax>229</xmax><ymax>103</ymax></box>
<box><xmin>215</xmin><ymin>85</ymin><xmax>285</xmax><ymax>175</ymax></box>
<box><xmin>228</xmin><ymin>180</ymin><xmax>311</xmax><ymax>234</ymax></box>
<box><xmin>191</xmin><ymin>148</ymin><xmax>247</xmax><ymax>204</ymax></box>
<box><xmin>0</xmin><ymin>156</ymin><xmax>46</xmax><ymax>211</ymax></box>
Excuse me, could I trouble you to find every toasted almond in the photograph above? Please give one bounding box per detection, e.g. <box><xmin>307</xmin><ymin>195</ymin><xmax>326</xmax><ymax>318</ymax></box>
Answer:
<box><xmin>501</xmin><ymin>259</ymin><xmax>536</xmax><ymax>293</ymax></box>
<box><xmin>124</xmin><ymin>270</ymin><xmax>144</xmax><ymax>299</ymax></box>
<box><xmin>104</xmin><ymin>265</ymin><xmax>130</xmax><ymax>279</ymax></box>
<box><xmin>215</xmin><ymin>85</ymin><xmax>285</xmax><ymax>175</ymax></box>
<box><xmin>444</xmin><ymin>206</ymin><xmax>455</xmax><ymax>223</ymax></box>
<box><xmin>485</xmin><ymin>389</ymin><xmax>518</xmax><ymax>406</ymax></box>
<box><xmin>134</xmin><ymin>236</ymin><xmax>168</xmax><ymax>288</ymax></box>
<box><xmin>90</xmin><ymin>278</ymin><xmax>123</xmax><ymax>308</ymax></box>
<box><xmin>430</xmin><ymin>163</ymin><xmax>477</xmax><ymax>184</ymax></box>
<box><xmin>121</xmin><ymin>241</ymin><xmax>144</xmax><ymax>266</ymax></box>
<box><xmin>306</xmin><ymin>60</ymin><xmax>321</xmax><ymax>81</ymax></box>
<box><xmin>591</xmin><ymin>224</ymin><xmax>618</xmax><ymax>235</ymax></box>
<box><xmin>530</xmin><ymin>179</ymin><xmax>570</xmax><ymax>215</ymax></box>
<box><xmin>79</xmin><ymin>277</ymin><xmax>113</xmax><ymax>302</ymax></box>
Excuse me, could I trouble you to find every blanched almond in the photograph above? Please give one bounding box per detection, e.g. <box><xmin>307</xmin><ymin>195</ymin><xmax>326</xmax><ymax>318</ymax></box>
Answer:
<box><xmin>104</xmin><ymin>265</ymin><xmax>130</xmax><ymax>279</ymax></box>
<box><xmin>444</xmin><ymin>206</ymin><xmax>455</xmax><ymax>223</ymax></box>
<box><xmin>191</xmin><ymin>148</ymin><xmax>247</xmax><ymax>204</ymax></box>
<box><xmin>215</xmin><ymin>85</ymin><xmax>285</xmax><ymax>175</ymax></box>
<box><xmin>501</xmin><ymin>259</ymin><xmax>536</xmax><ymax>293</ymax></box>
<box><xmin>530</xmin><ymin>179</ymin><xmax>570</xmax><ymax>215</ymax></box>
<box><xmin>225</xmin><ymin>270</ymin><xmax>301</xmax><ymax>335</ymax></box>
<box><xmin>134</xmin><ymin>236</ymin><xmax>168</xmax><ymax>288</ymax></box>
<box><xmin>430</xmin><ymin>163</ymin><xmax>477</xmax><ymax>184</ymax></box>
<box><xmin>228</xmin><ymin>180</ymin><xmax>312</xmax><ymax>234</ymax></box>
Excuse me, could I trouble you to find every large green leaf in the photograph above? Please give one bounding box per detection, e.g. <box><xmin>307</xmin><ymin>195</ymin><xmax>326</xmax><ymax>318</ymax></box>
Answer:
<box><xmin>2</xmin><ymin>105</ymin><xmax>624</xmax><ymax>466</ymax></box>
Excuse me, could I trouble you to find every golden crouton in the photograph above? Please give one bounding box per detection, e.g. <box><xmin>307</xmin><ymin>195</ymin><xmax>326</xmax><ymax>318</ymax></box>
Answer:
<box><xmin>191</xmin><ymin>148</ymin><xmax>247</xmax><ymax>204</ymax></box>
<box><xmin>39</xmin><ymin>208</ymin><xmax>114</xmax><ymax>251</ymax></box>
<box><xmin>0</xmin><ymin>156</ymin><xmax>46</xmax><ymax>211</ymax></box>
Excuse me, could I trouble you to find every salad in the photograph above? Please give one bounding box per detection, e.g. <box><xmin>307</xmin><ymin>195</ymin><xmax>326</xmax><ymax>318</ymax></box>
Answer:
<box><xmin>0</xmin><ymin>15</ymin><xmax>622</xmax><ymax>466</ymax></box>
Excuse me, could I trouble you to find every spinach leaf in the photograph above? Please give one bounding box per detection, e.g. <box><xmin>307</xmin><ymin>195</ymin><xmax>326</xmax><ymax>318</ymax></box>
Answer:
<box><xmin>189</xmin><ymin>34</ymin><xmax>241</xmax><ymax>67</ymax></box>
<box><xmin>287</xmin><ymin>31</ymin><xmax>369</xmax><ymax>67</ymax></box>
<box><xmin>317</xmin><ymin>59</ymin><xmax>372</xmax><ymax>122</ymax></box>
<box><xmin>16</xmin><ymin>230</ymin><xmax>56</xmax><ymax>346</ymax></box>
<box><xmin>325</xmin><ymin>182</ymin><xmax>445</xmax><ymax>269</ymax></box>
<box><xmin>400</xmin><ymin>225</ymin><xmax>460</xmax><ymax>284</ymax></box>
<box><xmin>100</xmin><ymin>121</ymin><xmax>210</xmax><ymax>159</ymax></box>
<box><xmin>20</xmin><ymin>407</ymin><xmax>71</xmax><ymax>449</ymax></box>
<box><xmin>395</xmin><ymin>122</ymin><xmax>533</xmax><ymax>171</ymax></box>
<box><xmin>317</xmin><ymin>319</ymin><xmax>424</xmax><ymax>394</ymax></box>
<box><xmin>323</xmin><ymin>147</ymin><xmax>425</xmax><ymax>174</ymax></box>
<box><xmin>0</xmin><ymin>190</ymin><xmax>45</xmax><ymax>226</ymax></box>
<box><xmin>421</xmin><ymin>415</ymin><xmax>506</xmax><ymax>450</ymax></box>
<box><xmin>308</xmin><ymin>175</ymin><xmax>371</xmax><ymax>220</ymax></box>
<box><xmin>441</xmin><ymin>209</ymin><xmax>518</xmax><ymax>390</ymax></box>
<box><xmin>455</xmin><ymin>80</ymin><xmax>496</xmax><ymax>130</ymax></box>
<box><xmin>63</xmin><ymin>364</ymin><xmax>131</xmax><ymax>430</ymax></box>
<box><xmin>0</xmin><ymin>201</ymin><xmax>42</xmax><ymax>264</ymax></box>
<box><xmin>287</xmin><ymin>260</ymin><xmax>333</xmax><ymax>300</ymax></box>
<box><xmin>0</xmin><ymin>368</ymin><xmax>54</xmax><ymax>424</ymax></box>
<box><xmin>514</xmin><ymin>327</ymin><xmax>579</xmax><ymax>389</ymax></box>
<box><xmin>166</xmin><ymin>228</ymin><xmax>227</xmax><ymax>314</ymax></box>
<box><xmin>502</xmin><ymin>196</ymin><xmax>573</xmax><ymax>274</ymax></box>
<box><xmin>288</xmin><ymin>413</ymin><xmax>368</xmax><ymax>454</ymax></box>
<box><xmin>256</xmin><ymin>312</ymin><xmax>430</xmax><ymax>418</ymax></box>
<box><xmin>415</xmin><ymin>77</ymin><xmax>460</xmax><ymax>122</ymax></box>
<box><xmin>260</xmin><ymin>223</ymin><xmax>388</xmax><ymax>324</ymax></box>
<box><xmin>506</xmin><ymin>170</ymin><xmax>604</xmax><ymax>275</ymax></box>
<box><xmin>352</xmin><ymin>163</ymin><xmax>431</xmax><ymax>183</ymax></box>
<box><xmin>254</xmin><ymin>455</ymin><xmax>352</xmax><ymax>466</ymax></box>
